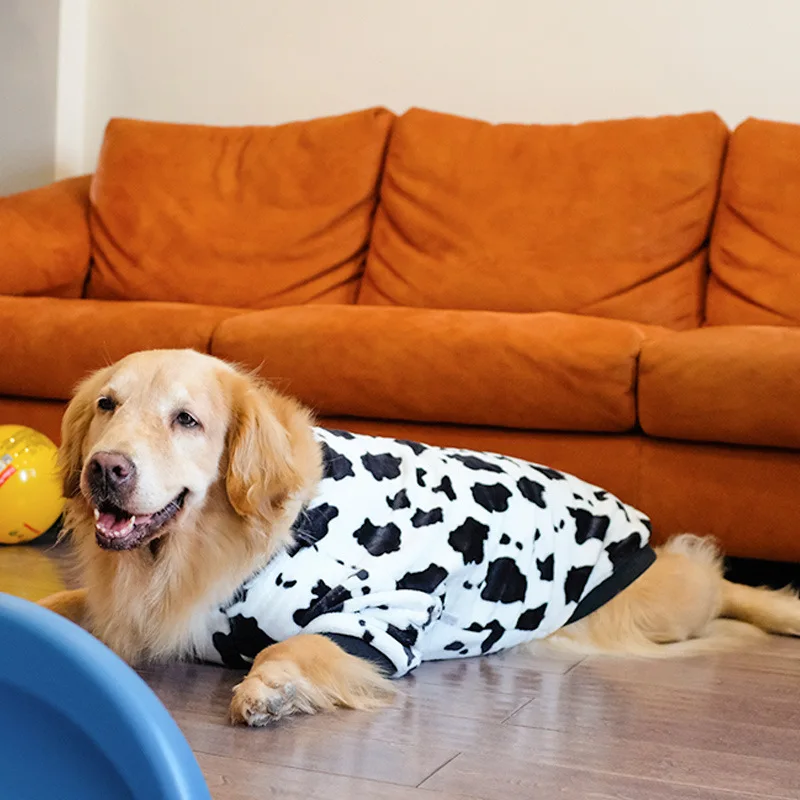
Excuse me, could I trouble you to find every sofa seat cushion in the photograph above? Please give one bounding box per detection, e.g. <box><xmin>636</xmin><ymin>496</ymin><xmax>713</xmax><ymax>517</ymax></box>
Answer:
<box><xmin>86</xmin><ymin>109</ymin><xmax>394</xmax><ymax>308</ymax></box>
<box><xmin>360</xmin><ymin>108</ymin><xmax>727</xmax><ymax>329</ymax></box>
<box><xmin>708</xmin><ymin>119</ymin><xmax>800</xmax><ymax>326</ymax></box>
<box><xmin>639</xmin><ymin>326</ymin><xmax>800</xmax><ymax>448</ymax></box>
<box><xmin>212</xmin><ymin>306</ymin><xmax>663</xmax><ymax>432</ymax></box>
<box><xmin>0</xmin><ymin>296</ymin><xmax>240</xmax><ymax>400</ymax></box>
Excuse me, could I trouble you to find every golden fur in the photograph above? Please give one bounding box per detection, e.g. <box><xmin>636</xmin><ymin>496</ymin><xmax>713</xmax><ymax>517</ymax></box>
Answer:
<box><xmin>39</xmin><ymin>349</ymin><xmax>800</xmax><ymax>726</ymax></box>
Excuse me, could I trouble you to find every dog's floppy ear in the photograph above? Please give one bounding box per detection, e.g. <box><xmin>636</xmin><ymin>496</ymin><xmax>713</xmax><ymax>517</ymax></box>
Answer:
<box><xmin>225</xmin><ymin>375</ymin><xmax>319</xmax><ymax>528</ymax></box>
<box><xmin>59</xmin><ymin>366</ymin><xmax>113</xmax><ymax>498</ymax></box>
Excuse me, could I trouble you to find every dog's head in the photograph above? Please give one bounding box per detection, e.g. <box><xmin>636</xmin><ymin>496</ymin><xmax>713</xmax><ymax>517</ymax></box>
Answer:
<box><xmin>59</xmin><ymin>349</ymin><xmax>319</xmax><ymax>552</ymax></box>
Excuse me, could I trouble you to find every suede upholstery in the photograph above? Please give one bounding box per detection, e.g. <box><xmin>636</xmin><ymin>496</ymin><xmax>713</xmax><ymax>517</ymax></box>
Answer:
<box><xmin>708</xmin><ymin>119</ymin><xmax>800</xmax><ymax>326</ymax></box>
<box><xmin>87</xmin><ymin>109</ymin><xmax>394</xmax><ymax>308</ymax></box>
<box><xmin>0</xmin><ymin>175</ymin><xmax>92</xmax><ymax>298</ymax></box>
<box><xmin>639</xmin><ymin>326</ymin><xmax>800</xmax><ymax>449</ymax></box>
<box><xmin>360</xmin><ymin>109</ymin><xmax>727</xmax><ymax>329</ymax></box>
<box><xmin>0</xmin><ymin>296</ymin><xmax>240</xmax><ymax>400</ymax></box>
<box><xmin>212</xmin><ymin>306</ymin><xmax>663</xmax><ymax>432</ymax></box>
<box><xmin>1</xmin><ymin>108</ymin><xmax>799</xmax><ymax>563</ymax></box>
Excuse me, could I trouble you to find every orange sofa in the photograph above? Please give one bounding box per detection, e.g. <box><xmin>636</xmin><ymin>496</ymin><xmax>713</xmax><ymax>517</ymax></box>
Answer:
<box><xmin>2</xmin><ymin>107</ymin><xmax>799</xmax><ymax>562</ymax></box>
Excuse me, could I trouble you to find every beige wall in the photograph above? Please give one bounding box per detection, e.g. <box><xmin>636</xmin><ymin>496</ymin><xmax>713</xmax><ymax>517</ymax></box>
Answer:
<box><xmin>62</xmin><ymin>0</ymin><xmax>800</xmax><ymax>173</ymax></box>
<box><xmin>0</xmin><ymin>1</ymin><xmax>60</xmax><ymax>193</ymax></box>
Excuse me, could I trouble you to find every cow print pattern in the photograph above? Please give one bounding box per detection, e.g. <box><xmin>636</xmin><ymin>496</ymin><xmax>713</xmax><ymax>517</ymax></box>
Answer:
<box><xmin>206</xmin><ymin>427</ymin><xmax>654</xmax><ymax>678</ymax></box>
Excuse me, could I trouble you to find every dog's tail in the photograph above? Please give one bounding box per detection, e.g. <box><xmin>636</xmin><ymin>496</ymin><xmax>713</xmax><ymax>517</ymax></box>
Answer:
<box><xmin>721</xmin><ymin>580</ymin><xmax>800</xmax><ymax>637</ymax></box>
<box><xmin>543</xmin><ymin>534</ymin><xmax>800</xmax><ymax>659</ymax></box>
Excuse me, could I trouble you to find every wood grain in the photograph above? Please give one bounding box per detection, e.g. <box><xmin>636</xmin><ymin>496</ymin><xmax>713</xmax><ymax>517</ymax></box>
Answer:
<box><xmin>4</xmin><ymin>541</ymin><xmax>800</xmax><ymax>799</ymax></box>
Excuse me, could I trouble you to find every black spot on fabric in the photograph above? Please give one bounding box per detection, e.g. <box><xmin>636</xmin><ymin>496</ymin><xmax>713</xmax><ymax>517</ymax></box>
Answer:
<box><xmin>336</xmin><ymin>559</ymin><xmax>345</xmax><ymax>566</ymax></box>
<box><xmin>558</xmin><ymin>520</ymin><xmax>565</xmax><ymax>529</ymax></box>
<box><xmin>387</xmin><ymin>623</ymin><xmax>418</xmax><ymax>648</ymax></box>
<box><xmin>594</xmin><ymin>490</ymin><xmax>608</xmax><ymax>501</ymax></box>
<box><xmin>460</xmin><ymin>648</ymin><xmax>469</xmax><ymax>655</ymax></box>
<box><xmin>569</xmin><ymin>508</ymin><xmax>611</xmax><ymax>544</ymax></box>
<box><xmin>605</xmin><ymin>532</ymin><xmax>643</xmax><ymax>568</ymax></box>
<box><xmin>275</xmin><ymin>573</ymin><xmax>283</xmax><ymax>586</ymax></box>
<box><xmin>471</xmin><ymin>482</ymin><xmax>512</xmax><ymax>513</ymax></box>
<box><xmin>377</xmin><ymin>604</ymin><xmax>389</xmax><ymax>611</ymax></box>
<box><xmin>534</xmin><ymin>529</ymin><xmax>541</xmax><ymax>541</ymax></box>
<box><xmin>499</xmin><ymin>533</ymin><xmax>511</xmax><ymax>545</ymax></box>
<box><xmin>362</xmin><ymin>587</ymin><xmax>371</xmax><ymax>595</ymax></box>
<box><xmin>412</xmin><ymin>507</ymin><xmax>443</xmax><ymax>527</ymax></box>
<box><xmin>321</xmin><ymin>442</ymin><xmax>355</xmax><ymax>480</ymax></box>
<box><xmin>361</xmin><ymin>452</ymin><xmax>402</xmax><ymax>481</ymax></box>
<box><xmin>448</xmin><ymin>517</ymin><xmax>489</xmax><ymax>565</ymax></box>
<box><xmin>211</xmin><ymin>632</ymin><xmax>249</xmax><ymax>668</ymax></box>
<box><xmin>444</xmin><ymin>640</ymin><xmax>465</xmax><ymax>651</ymax></box>
<box><xmin>516</xmin><ymin>604</ymin><xmax>547</xmax><ymax>631</ymax></box>
<box><xmin>463</xmin><ymin>581</ymin><xmax>473</xmax><ymax>590</ymax></box>
<box><xmin>450</xmin><ymin>454</ymin><xmax>504</xmax><ymax>473</ymax></box>
<box><xmin>402</xmin><ymin>644</ymin><xmax>416</xmax><ymax>666</ymax></box>
<box><xmin>387</xmin><ymin>489</ymin><xmax>411</xmax><ymax>510</ymax></box>
<box><xmin>283</xmin><ymin>579</ymin><xmax>297</xmax><ymax>589</ymax></box>
<box><xmin>354</xmin><ymin>519</ymin><xmax>402</xmax><ymax>556</ymax></box>
<box><xmin>416</xmin><ymin>468</ymin><xmax>427</xmax><ymax>487</ymax></box>
<box><xmin>564</xmin><ymin>565</ymin><xmax>593</xmax><ymax>604</ymax></box>
<box><xmin>288</xmin><ymin>502</ymin><xmax>339</xmax><ymax>556</ymax></box>
<box><xmin>640</xmin><ymin>517</ymin><xmax>653</xmax><ymax>534</ymax></box>
<box><xmin>362</xmin><ymin>630</ymin><xmax>374</xmax><ymax>645</ymax></box>
<box><xmin>573</xmin><ymin>493</ymin><xmax>583</xmax><ymax>501</ymax></box>
<box><xmin>325</xmin><ymin>429</ymin><xmax>355</xmax><ymax>439</ymax></box>
<box><xmin>397</xmin><ymin>563</ymin><xmax>448</xmax><ymax>593</ymax></box>
<box><xmin>432</xmin><ymin>475</ymin><xmax>457</xmax><ymax>501</ymax></box>
<box><xmin>465</xmin><ymin>620</ymin><xmax>506</xmax><ymax>653</ymax></box>
<box><xmin>536</xmin><ymin>554</ymin><xmax>554</xmax><ymax>581</ymax></box>
<box><xmin>395</xmin><ymin>438</ymin><xmax>427</xmax><ymax>455</ymax></box>
<box><xmin>515</xmin><ymin>542</ymin><xmax>523</xmax><ymax>551</ymax></box>
<box><xmin>356</xmin><ymin>569</ymin><xmax>369</xmax><ymax>580</ymax></box>
<box><xmin>517</xmin><ymin>477</ymin><xmax>547</xmax><ymax>508</ymax></box>
<box><xmin>292</xmin><ymin>580</ymin><xmax>331</xmax><ymax>626</ymax></box>
<box><xmin>358</xmin><ymin>619</ymin><xmax>366</xmax><ymax>626</ymax></box>
<box><xmin>481</xmin><ymin>558</ymin><xmax>528</xmax><ymax>604</ymax></box>
<box><xmin>294</xmin><ymin>583</ymin><xmax>353</xmax><ymax>627</ymax></box>
<box><xmin>616</xmin><ymin>500</ymin><xmax>631</xmax><ymax>522</ymax></box>
<box><xmin>212</xmin><ymin>614</ymin><xmax>278</xmax><ymax>668</ymax></box>
<box><xmin>481</xmin><ymin>621</ymin><xmax>506</xmax><ymax>653</ymax></box>
<box><xmin>532</xmin><ymin>465</ymin><xmax>566</xmax><ymax>481</ymax></box>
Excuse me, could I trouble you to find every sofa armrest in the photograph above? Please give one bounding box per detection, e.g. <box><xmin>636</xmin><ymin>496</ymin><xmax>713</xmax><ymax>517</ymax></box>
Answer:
<box><xmin>0</xmin><ymin>175</ymin><xmax>93</xmax><ymax>298</ymax></box>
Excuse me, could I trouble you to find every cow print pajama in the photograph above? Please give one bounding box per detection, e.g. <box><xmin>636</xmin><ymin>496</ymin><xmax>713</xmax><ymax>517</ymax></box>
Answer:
<box><xmin>202</xmin><ymin>428</ymin><xmax>655</xmax><ymax>676</ymax></box>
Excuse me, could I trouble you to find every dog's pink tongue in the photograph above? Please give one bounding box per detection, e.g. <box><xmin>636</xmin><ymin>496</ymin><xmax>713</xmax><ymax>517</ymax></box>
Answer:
<box><xmin>96</xmin><ymin>512</ymin><xmax>153</xmax><ymax>532</ymax></box>
<box><xmin>97</xmin><ymin>512</ymin><xmax>132</xmax><ymax>533</ymax></box>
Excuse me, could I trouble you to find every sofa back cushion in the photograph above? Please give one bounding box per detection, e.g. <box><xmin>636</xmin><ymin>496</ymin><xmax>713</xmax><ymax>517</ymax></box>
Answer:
<box><xmin>707</xmin><ymin>118</ymin><xmax>800</xmax><ymax>326</ymax></box>
<box><xmin>86</xmin><ymin>109</ymin><xmax>394</xmax><ymax>308</ymax></box>
<box><xmin>359</xmin><ymin>109</ymin><xmax>728</xmax><ymax>329</ymax></box>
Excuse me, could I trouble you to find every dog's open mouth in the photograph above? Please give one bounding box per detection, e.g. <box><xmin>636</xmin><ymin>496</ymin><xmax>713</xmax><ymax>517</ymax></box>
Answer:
<box><xmin>93</xmin><ymin>490</ymin><xmax>189</xmax><ymax>551</ymax></box>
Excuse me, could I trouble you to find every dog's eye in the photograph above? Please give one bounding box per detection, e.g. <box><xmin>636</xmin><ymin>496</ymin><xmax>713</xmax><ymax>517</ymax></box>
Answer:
<box><xmin>97</xmin><ymin>396</ymin><xmax>117</xmax><ymax>412</ymax></box>
<box><xmin>175</xmin><ymin>411</ymin><xmax>200</xmax><ymax>429</ymax></box>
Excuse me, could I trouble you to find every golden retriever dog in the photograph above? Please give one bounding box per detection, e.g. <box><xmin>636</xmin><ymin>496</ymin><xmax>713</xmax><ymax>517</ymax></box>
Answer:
<box><xmin>39</xmin><ymin>349</ymin><xmax>800</xmax><ymax>726</ymax></box>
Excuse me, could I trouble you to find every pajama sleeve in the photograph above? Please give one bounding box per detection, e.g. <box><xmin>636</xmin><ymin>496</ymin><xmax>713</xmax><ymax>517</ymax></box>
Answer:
<box><xmin>301</xmin><ymin>590</ymin><xmax>442</xmax><ymax>677</ymax></box>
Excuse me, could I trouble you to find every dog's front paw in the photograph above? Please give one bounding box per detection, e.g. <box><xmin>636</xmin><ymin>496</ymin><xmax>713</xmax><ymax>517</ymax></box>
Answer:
<box><xmin>229</xmin><ymin>660</ymin><xmax>313</xmax><ymax>726</ymax></box>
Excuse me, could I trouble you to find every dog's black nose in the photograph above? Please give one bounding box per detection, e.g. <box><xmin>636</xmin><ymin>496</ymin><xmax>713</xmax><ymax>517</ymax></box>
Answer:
<box><xmin>89</xmin><ymin>451</ymin><xmax>136</xmax><ymax>494</ymax></box>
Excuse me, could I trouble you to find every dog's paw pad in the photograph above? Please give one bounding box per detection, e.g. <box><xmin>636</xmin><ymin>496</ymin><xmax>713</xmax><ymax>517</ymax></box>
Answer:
<box><xmin>230</xmin><ymin>677</ymin><xmax>297</xmax><ymax>726</ymax></box>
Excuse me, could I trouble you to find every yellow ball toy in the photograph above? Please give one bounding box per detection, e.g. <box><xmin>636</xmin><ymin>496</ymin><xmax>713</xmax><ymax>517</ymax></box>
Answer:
<box><xmin>0</xmin><ymin>425</ymin><xmax>65</xmax><ymax>545</ymax></box>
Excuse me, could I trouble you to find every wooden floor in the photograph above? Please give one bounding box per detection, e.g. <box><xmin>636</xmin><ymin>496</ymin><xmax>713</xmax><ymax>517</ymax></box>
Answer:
<box><xmin>4</xmin><ymin>539</ymin><xmax>800</xmax><ymax>800</ymax></box>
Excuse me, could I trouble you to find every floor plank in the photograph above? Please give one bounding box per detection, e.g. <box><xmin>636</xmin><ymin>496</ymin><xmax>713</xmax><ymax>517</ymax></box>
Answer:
<box><xmin>421</xmin><ymin>752</ymin><xmax>786</xmax><ymax>800</ymax></box>
<box><xmin>5</xmin><ymin>540</ymin><xmax>800</xmax><ymax>799</ymax></box>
